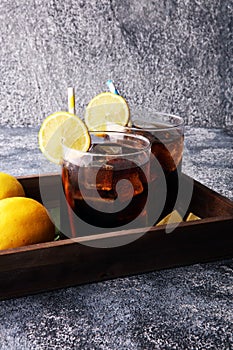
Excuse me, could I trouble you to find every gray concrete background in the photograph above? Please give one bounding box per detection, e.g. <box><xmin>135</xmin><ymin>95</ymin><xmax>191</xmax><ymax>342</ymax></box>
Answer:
<box><xmin>0</xmin><ymin>0</ymin><xmax>232</xmax><ymax>127</ymax></box>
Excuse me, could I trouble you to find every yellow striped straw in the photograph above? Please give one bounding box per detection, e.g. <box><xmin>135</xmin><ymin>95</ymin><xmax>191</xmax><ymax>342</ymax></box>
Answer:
<box><xmin>68</xmin><ymin>87</ymin><xmax>76</xmax><ymax>114</ymax></box>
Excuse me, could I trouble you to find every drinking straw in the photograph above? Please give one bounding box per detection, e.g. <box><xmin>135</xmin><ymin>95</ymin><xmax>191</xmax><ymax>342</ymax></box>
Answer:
<box><xmin>106</xmin><ymin>79</ymin><xmax>120</xmax><ymax>95</ymax></box>
<box><xmin>68</xmin><ymin>87</ymin><xmax>76</xmax><ymax>114</ymax></box>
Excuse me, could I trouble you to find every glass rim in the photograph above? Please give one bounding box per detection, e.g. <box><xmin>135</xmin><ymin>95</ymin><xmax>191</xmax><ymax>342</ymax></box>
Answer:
<box><xmin>62</xmin><ymin>130</ymin><xmax>151</xmax><ymax>159</ymax></box>
<box><xmin>130</xmin><ymin>112</ymin><xmax>184</xmax><ymax>131</ymax></box>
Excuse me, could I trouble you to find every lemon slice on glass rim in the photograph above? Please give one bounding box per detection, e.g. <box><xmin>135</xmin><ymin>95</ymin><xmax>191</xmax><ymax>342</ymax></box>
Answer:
<box><xmin>84</xmin><ymin>92</ymin><xmax>130</xmax><ymax>131</ymax></box>
<box><xmin>38</xmin><ymin>111</ymin><xmax>90</xmax><ymax>164</ymax></box>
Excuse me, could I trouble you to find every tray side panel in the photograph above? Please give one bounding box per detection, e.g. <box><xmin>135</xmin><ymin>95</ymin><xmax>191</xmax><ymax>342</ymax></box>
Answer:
<box><xmin>0</xmin><ymin>218</ymin><xmax>232</xmax><ymax>300</ymax></box>
<box><xmin>18</xmin><ymin>174</ymin><xmax>61</xmax><ymax>207</ymax></box>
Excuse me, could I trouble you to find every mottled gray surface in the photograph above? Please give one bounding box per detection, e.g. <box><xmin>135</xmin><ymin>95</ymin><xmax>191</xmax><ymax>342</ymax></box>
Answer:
<box><xmin>183</xmin><ymin>127</ymin><xmax>233</xmax><ymax>200</ymax></box>
<box><xmin>0</xmin><ymin>0</ymin><xmax>232</xmax><ymax>128</ymax></box>
<box><xmin>0</xmin><ymin>261</ymin><xmax>233</xmax><ymax>350</ymax></box>
<box><xmin>0</xmin><ymin>126</ymin><xmax>232</xmax><ymax>349</ymax></box>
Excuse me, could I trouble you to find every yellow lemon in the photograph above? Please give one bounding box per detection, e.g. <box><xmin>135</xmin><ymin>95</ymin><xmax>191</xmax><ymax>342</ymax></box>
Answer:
<box><xmin>38</xmin><ymin>111</ymin><xmax>91</xmax><ymax>164</ymax></box>
<box><xmin>186</xmin><ymin>212</ymin><xmax>201</xmax><ymax>221</ymax></box>
<box><xmin>0</xmin><ymin>172</ymin><xmax>25</xmax><ymax>200</ymax></box>
<box><xmin>0</xmin><ymin>197</ymin><xmax>55</xmax><ymax>250</ymax></box>
<box><xmin>84</xmin><ymin>92</ymin><xmax>130</xmax><ymax>131</ymax></box>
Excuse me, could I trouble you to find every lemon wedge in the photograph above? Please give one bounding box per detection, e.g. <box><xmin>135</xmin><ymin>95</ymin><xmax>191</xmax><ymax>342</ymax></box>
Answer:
<box><xmin>84</xmin><ymin>92</ymin><xmax>130</xmax><ymax>131</ymax></box>
<box><xmin>38</xmin><ymin>111</ymin><xmax>90</xmax><ymax>164</ymax></box>
<box><xmin>156</xmin><ymin>210</ymin><xmax>183</xmax><ymax>226</ymax></box>
<box><xmin>186</xmin><ymin>212</ymin><xmax>201</xmax><ymax>221</ymax></box>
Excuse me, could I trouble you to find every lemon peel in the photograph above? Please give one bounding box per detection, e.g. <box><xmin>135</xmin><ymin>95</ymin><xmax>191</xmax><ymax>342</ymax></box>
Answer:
<box><xmin>0</xmin><ymin>197</ymin><xmax>55</xmax><ymax>250</ymax></box>
<box><xmin>0</xmin><ymin>172</ymin><xmax>25</xmax><ymax>200</ymax></box>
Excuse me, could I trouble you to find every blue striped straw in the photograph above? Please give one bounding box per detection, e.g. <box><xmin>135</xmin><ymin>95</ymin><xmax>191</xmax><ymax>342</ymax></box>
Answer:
<box><xmin>106</xmin><ymin>79</ymin><xmax>120</xmax><ymax>95</ymax></box>
<box><xmin>106</xmin><ymin>80</ymin><xmax>132</xmax><ymax>127</ymax></box>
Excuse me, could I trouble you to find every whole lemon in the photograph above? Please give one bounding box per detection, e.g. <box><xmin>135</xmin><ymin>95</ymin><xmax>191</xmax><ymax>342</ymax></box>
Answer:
<box><xmin>0</xmin><ymin>172</ymin><xmax>25</xmax><ymax>200</ymax></box>
<box><xmin>0</xmin><ymin>197</ymin><xmax>55</xmax><ymax>250</ymax></box>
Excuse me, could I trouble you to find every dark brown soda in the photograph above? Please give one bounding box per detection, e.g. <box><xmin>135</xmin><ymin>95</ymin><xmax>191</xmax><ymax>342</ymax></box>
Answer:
<box><xmin>131</xmin><ymin>127</ymin><xmax>184</xmax><ymax>223</ymax></box>
<box><xmin>61</xmin><ymin>144</ymin><xmax>149</xmax><ymax>238</ymax></box>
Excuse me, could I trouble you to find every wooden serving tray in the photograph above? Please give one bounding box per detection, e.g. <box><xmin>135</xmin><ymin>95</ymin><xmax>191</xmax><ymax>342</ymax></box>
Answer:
<box><xmin>0</xmin><ymin>174</ymin><xmax>232</xmax><ymax>300</ymax></box>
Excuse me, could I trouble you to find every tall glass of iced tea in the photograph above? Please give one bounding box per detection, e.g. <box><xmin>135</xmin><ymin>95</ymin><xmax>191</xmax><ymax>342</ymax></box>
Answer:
<box><xmin>127</xmin><ymin>112</ymin><xmax>184</xmax><ymax>223</ymax></box>
<box><xmin>61</xmin><ymin>131</ymin><xmax>151</xmax><ymax>238</ymax></box>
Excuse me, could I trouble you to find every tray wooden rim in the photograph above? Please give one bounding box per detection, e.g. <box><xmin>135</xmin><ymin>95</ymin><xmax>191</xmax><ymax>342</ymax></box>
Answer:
<box><xmin>0</xmin><ymin>214</ymin><xmax>232</xmax><ymax>257</ymax></box>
